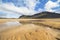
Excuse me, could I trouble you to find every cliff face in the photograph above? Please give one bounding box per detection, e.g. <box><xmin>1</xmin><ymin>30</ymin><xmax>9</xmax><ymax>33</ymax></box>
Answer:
<box><xmin>19</xmin><ymin>11</ymin><xmax>60</xmax><ymax>18</ymax></box>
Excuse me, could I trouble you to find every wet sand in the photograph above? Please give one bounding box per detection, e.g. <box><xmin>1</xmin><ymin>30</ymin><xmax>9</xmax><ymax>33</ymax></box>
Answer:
<box><xmin>0</xmin><ymin>19</ymin><xmax>60</xmax><ymax>40</ymax></box>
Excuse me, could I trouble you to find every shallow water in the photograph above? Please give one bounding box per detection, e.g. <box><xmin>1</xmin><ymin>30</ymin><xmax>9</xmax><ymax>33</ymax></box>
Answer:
<box><xmin>0</xmin><ymin>21</ymin><xmax>21</xmax><ymax>31</ymax></box>
<box><xmin>0</xmin><ymin>20</ymin><xmax>60</xmax><ymax>40</ymax></box>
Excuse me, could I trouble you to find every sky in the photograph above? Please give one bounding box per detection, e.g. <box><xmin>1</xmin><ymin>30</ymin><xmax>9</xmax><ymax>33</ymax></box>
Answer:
<box><xmin>0</xmin><ymin>0</ymin><xmax>60</xmax><ymax>18</ymax></box>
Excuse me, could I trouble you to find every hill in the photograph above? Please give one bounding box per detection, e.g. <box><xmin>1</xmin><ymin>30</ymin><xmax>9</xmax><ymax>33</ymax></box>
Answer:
<box><xmin>19</xmin><ymin>11</ymin><xmax>60</xmax><ymax>18</ymax></box>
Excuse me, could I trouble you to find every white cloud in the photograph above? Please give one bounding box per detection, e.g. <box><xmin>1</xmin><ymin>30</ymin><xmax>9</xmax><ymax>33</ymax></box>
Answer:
<box><xmin>0</xmin><ymin>9</ymin><xmax>21</xmax><ymax>18</ymax></box>
<box><xmin>45</xmin><ymin>0</ymin><xmax>60</xmax><ymax>12</ymax></box>
<box><xmin>0</xmin><ymin>0</ymin><xmax>40</xmax><ymax>16</ymax></box>
<box><xmin>37</xmin><ymin>8</ymin><xmax>44</xmax><ymax>13</ymax></box>
<box><xmin>0</xmin><ymin>3</ymin><xmax>36</xmax><ymax>15</ymax></box>
<box><xmin>24</xmin><ymin>0</ymin><xmax>39</xmax><ymax>10</ymax></box>
<box><xmin>57</xmin><ymin>0</ymin><xmax>60</xmax><ymax>2</ymax></box>
<box><xmin>54</xmin><ymin>8</ymin><xmax>60</xmax><ymax>13</ymax></box>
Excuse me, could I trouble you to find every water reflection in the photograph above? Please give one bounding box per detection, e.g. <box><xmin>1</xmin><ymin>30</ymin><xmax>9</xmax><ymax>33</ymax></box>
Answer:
<box><xmin>0</xmin><ymin>21</ymin><xmax>21</xmax><ymax>31</ymax></box>
<box><xmin>5</xmin><ymin>21</ymin><xmax>21</xmax><ymax>26</ymax></box>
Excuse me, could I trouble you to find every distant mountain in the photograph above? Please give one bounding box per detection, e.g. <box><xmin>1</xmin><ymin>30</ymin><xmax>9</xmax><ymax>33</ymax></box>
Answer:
<box><xmin>19</xmin><ymin>11</ymin><xmax>60</xmax><ymax>18</ymax></box>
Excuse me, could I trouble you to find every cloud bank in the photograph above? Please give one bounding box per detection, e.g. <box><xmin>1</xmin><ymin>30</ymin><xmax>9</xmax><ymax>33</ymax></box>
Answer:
<box><xmin>0</xmin><ymin>0</ymin><xmax>60</xmax><ymax>18</ymax></box>
<box><xmin>0</xmin><ymin>0</ymin><xmax>39</xmax><ymax>15</ymax></box>
<box><xmin>45</xmin><ymin>0</ymin><xmax>60</xmax><ymax>13</ymax></box>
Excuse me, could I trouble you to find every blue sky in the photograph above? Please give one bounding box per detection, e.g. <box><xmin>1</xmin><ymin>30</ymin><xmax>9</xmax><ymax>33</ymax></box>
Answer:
<box><xmin>0</xmin><ymin>0</ymin><xmax>60</xmax><ymax>18</ymax></box>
